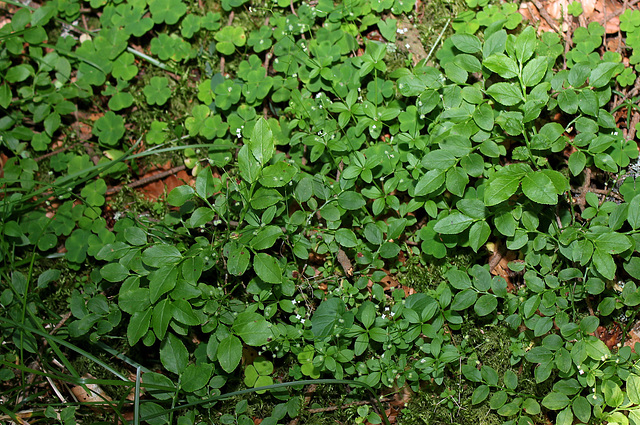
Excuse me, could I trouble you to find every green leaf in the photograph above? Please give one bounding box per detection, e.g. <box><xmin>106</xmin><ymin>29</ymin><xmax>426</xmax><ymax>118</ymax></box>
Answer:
<box><xmin>249</xmin><ymin>118</ymin><xmax>274</xmax><ymax>166</ymax></box>
<box><xmin>149</xmin><ymin>265</ymin><xmax>179</xmax><ymax>303</ymax></box>
<box><xmin>143</xmin><ymin>76</ymin><xmax>171</xmax><ymax>106</ymax></box>
<box><xmin>338</xmin><ymin>191</ymin><xmax>366</xmax><ymax>210</ymax></box>
<box><xmin>484</xmin><ymin>175</ymin><xmax>521</xmax><ymax>206</ymax></box>
<box><xmin>250</xmin><ymin>187</ymin><xmax>283</xmax><ymax>210</ymax></box>
<box><xmin>311</xmin><ymin>298</ymin><xmax>354</xmax><ymax>338</ymax></box>
<box><xmin>142</xmin><ymin>245</ymin><xmax>182</xmax><ymax>267</ymax></box>
<box><xmin>93</xmin><ymin>111</ymin><xmax>125</xmax><ymax>147</ymax></box>
<box><xmin>521</xmin><ymin>57</ymin><xmax>548</xmax><ymax>87</ymax></box>
<box><xmin>167</xmin><ymin>185</ymin><xmax>195</xmax><ymax>206</ymax></box>
<box><xmin>233</xmin><ymin>311</ymin><xmax>272</xmax><ymax>346</ymax></box>
<box><xmin>101</xmin><ymin>263</ymin><xmax>129</xmax><ymax>282</ymax></box>
<box><xmin>483</xmin><ymin>29</ymin><xmax>506</xmax><ymax>58</ymax></box>
<box><xmin>558</xmin><ymin>89</ymin><xmax>579</xmax><ymax>114</ymax></box>
<box><xmin>451</xmin><ymin>34</ymin><xmax>482</xmax><ymax>54</ymax></box>
<box><xmin>335</xmin><ymin>228</ymin><xmax>358</xmax><ymax>248</ymax></box>
<box><xmin>514</xmin><ymin>26</ymin><xmax>536</xmax><ymax>64</ymax></box>
<box><xmin>473</xmin><ymin>103</ymin><xmax>494</xmax><ymax>131</ymax></box>
<box><xmin>259</xmin><ymin>162</ymin><xmax>297</xmax><ymax>187</ymax></box>
<box><xmin>627</xmin><ymin>374</ymin><xmax>640</xmax><ymax>404</ymax></box>
<box><xmin>152</xmin><ymin>298</ymin><xmax>174</xmax><ymax>340</ymax></box>
<box><xmin>568</xmin><ymin>151</ymin><xmax>586</xmax><ymax>176</ymax></box>
<box><xmin>127</xmin><ymin>309</ymin><xmax>152</xmax><ymax>346</ymax></box>
<box><xmin>504</xmin><ymin>370</ymin><xmax>518</xmax><ymax>390</ymax></box>
<box><xmin>217</xmin><ymin>335</ymin><xmax>242</xmax><ymax>373</ymax></box>
<box><xmin>238</xmin><ymin>144</ymin><xmax>260</xmax><ymax>183</ymax></box>
<box><xmin>414</xmin><ymin>169</ymin><xmax>445</xmax><ymax>196</ymax></box>
<box><xmin>592</xmin><ymin>248</ymin><xmax>616</xmax><ymax>280</ymax></box>
<box><xmin>469</xmin><ymin>221</ymin><xmax>491</xmax><ymax>252</ymax></box>
<box><xmin>253</xmin><ymin>253</ymin><xmax>282</xmax><ymax>284</ymax></box>
<box><xmin>181</xmin><ymin>363</ymin><xmax>213</xmax><ymax>392</ymax></box>
<box><xmin>628</xmin><ymin>195</ymin><xmax>640</xmax><ymax>229</ymax></box>
<box><xmin>445</xmin><ymin>167</ymin><xmax>469</xmax><ymax>197</ymax></box>
<box><xmin>589</xmin><ymin>62</ymin><xmax>619</xmax><ymax>88</ymax></box>
<box><xmin>227</xmin><ymin>244</ymin><xmax>250</xmax><ymax>276</ymax></box>
<box><xmin>474</xmin><ymin>294</ymin><xmax>498</xmax><ymax>316</ymax></box>
<box><xmin>124</xmin><ymin>227</ymin><xmax>147</xmax><ymax>246</ymax></box>
<box><xmin>472</xmin><ymin>385</ymin><xmax>490</xmax><ymax>404</ymax></box>
<box><xmin>595</xmin><ymin>232</ymin><xmax>632</xmax><ymax>254</ymax></box>
<box><xmin>172</xmin><ymin>299</ymin><xmax>200</xmax><ymax>325</ymax></box>
<box><xmin>483</xmin><ymin>54</ymin><xmax>518</xmax><ymax>79</ymax></box>
<box><xmin>603</xmin><ymin>380</ymin><xmax>624</xmax><ymax>407</ymax></box>
<box><xmin>521</xmin><ymin>172</ymin><xmax>557</xmax><ymax>205</ymax></box>
<box><xmin>149</xmin><ymin>0</ymin><xmax>186</xmax><ymax>24</ymax></box>
<box><xmin>541</xmin><ymin>391</ymin><xmax>570</xmax><ymax>410</ymax></box>
<box><xmin>486</xmin><ymin>83</ymin><xmax>523</xmax><ymax>106</ymax></box>
<box><xmin>195</xmin><ymin>166</ymin><xmax>216</xmax><ymax>199</ymax></box>
<box><xmin>433</xmin><ymin>212</ymin><xmax>474</xmax><ymax>234</ymax></box>
<box><xmin>450</xmin><ymin>289</ymin><xmax>477</xmax><ymax>311</ymax></box>
<box><xmin>250</xmin><ymin>225</ymin><xmax>283</xmax><ymax>250</ymax></box>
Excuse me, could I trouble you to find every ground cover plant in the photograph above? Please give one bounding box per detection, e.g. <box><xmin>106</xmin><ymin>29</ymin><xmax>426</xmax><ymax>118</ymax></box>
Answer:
<box><xmin>3</xmin><ymin>0</ymin><xmax>640</xmax><ymax>423</ymax></box>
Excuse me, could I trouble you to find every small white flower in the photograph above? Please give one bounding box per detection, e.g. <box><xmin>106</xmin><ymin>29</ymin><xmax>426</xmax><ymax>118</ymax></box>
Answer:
<box><xmin>405</xmin><ymin>44</ymin><xmax>410</xmax><ymax>49</ymax></box>
<box><xmin>382</xmin><ymin>314</ymin><xmax>387</xmax><ymax>319</ymax></box>
<box><xmin>292</xmin><ymin>299</ymin><xmax>297</xmax><ymax>305</ymax></box>
<box><xmin>296</xmin><ymin>314</ymin><xmax>302</xmax><ymax>320</ymax></box>
<box><xmin>300</xmin><ymin>318</ymin><xmax>305</xmax><ymax>324</ymax></box>
<box><xmin>384</xmin><ymin>307</ymin><xmax>390</xmax><ymax>311</ymax></box>
<box><xmin>579</xmin><ymin>369</ymin><xmax>584</xmax><ymax>375</ymax></box>
<box><xmin>372</xmin><ymin>125</ymin><xmax>377</xmax><ymax>129</ymax></box>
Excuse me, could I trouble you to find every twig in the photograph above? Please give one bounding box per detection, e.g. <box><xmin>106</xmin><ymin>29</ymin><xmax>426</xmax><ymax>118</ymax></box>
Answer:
<box><xmin>220</xmin><ymin>11</ymin><xmax>235</xmax><ymax>74</ymax></box>
<box><xmin>574</xmin><ymin>167</ymin><xmax>592</xmax><ymax>211</ymax></box>
<box><xmin>530</xmin><ymin>0</ymin><xmax>561</xmax><ymax>33</ymax></box>
<box><xmin>306</xmin><ymin>397</ymin><xmax>393</xmax><ymax>413</ymax></box>
<box><xmin>105</xmin><ymin>165</ymin><xmax>187</xmax><ymax>196</ymax></box>
<box><xmin>50</xmin><ymin>311</ymin><xmax>72</xmax><ymax>335</ymax></box>
<box><xmin>34</xmin><ymin>142</ymin><xmax>82</xmax><ymax>162</ymax></box>
<box><xmin>563</xmin><ymin>15</ymin><xmax>574</xmax><ymax>70</ymax></box>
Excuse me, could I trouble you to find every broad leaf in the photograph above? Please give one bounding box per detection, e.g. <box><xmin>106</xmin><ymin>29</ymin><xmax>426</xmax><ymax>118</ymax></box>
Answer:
<box><xmin>433</xmin><ymin>212</ymin><xmax>474</xmax><ymax>234</ymax></box>
<box><xmin>521</xmin><ymin>172</ymin><xmax>557</xmax><ymax>205</ymax></box>
<box><xmin>253</xmin><ymin>253</ymin><xmax>282</xmax><ymax>284</ymax></box>
<box><xmin>217</xmin><ymin>335</ymin><xmax>242</xmax><ymax>373</ymax></box>
<box><xmin>484</xmin><ymin>175</ymin><xmax>521</xmax><ymax>206</ymax></box>
<box><xmin>249</xmin><ymin>117</ymin><xmax>274</xmax><ymax>166</ymax></box>
<box><xmin>232</xmin><ymin>311</ymin><xmax>272</xmax><ymax>346</ymax></box>
<box><xmin>160</xmin><ymin>333</ymin><xmax>188</xmax><ymax>375</ymax></box>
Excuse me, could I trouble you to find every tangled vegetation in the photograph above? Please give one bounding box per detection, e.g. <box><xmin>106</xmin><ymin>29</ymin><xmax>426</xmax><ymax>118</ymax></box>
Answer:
<box><xmin>3</xmin><ymin>0</ymin><xmax>640</xmax><ymax>424</ymax></box>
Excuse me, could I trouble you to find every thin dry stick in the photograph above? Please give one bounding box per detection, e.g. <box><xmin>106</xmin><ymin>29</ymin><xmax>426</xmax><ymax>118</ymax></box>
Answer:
<box><xmin>530</xmin><ymin>0</ymin><xmax>561</xmax><ymax>33</ymax></box>
<box><xmin>306</xmin><ymin>397</ymin><xmax>393</xmax><ymax>413</ymax></box>
<box><xmin>106</xmin><ymin>165</ymin><xmax>186</xmax><ymax>196</ymax></box>
<box><xmin>219</xmin><ymin>11</ymin><xmax>235</xmax><ymax>74</ymax></box>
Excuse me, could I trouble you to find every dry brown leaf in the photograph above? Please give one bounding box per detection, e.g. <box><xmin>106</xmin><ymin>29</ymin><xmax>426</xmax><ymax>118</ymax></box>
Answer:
<box><xmin>70</xmin><ymin>374</ymin><xmax>112</xmax><ymax>404</ymax></box>
<box><xmin>625</xmin><ymin>321</ymin><xmax>640</xmax><ymax>352</ymax></box>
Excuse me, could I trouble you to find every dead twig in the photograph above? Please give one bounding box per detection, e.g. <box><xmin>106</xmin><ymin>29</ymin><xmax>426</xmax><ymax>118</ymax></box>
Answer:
<box><xmin>306</xmin><ymin>397</ymin><xmax>393</xmax><ymax>413</ymax></box>
<box><xmin>105</xmin><ymin>165</ymin><xmax>186</xmax><ymax>196</ymax></box>
<box><xmin>530</xmin><ymin>0</ymin><xmax>561</xmax><ymax>33</ymax></box>
<box><xmin>219</xmin><ymin>11</ymin><xmax>235</xmax><ymax>74</ymax></box>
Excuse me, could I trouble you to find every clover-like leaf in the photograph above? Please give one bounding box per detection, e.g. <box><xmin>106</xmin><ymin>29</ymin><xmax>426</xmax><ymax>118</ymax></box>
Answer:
<box><xmin>149</xmin><ymin>0</ymin><xmax>186</xmax><ymax>25</ymax></box>
<box><xmin>93</xmin><ymin>111</ymin><xmax>125</xmax><ymax>147</ymax></box>
<box><xmin>214</xmin><ymin>26</ymin><xmax>246</xmax><ymax>55</ymax></box>
<box><xmin>247</xmin><ymin>26</ymin><xmax>273</xmax><ymax>53</ymax></box>
<box><xmin>144</xmin><ymin>76</ymin><xmax>171</xmax><ymax>106</ymax></box>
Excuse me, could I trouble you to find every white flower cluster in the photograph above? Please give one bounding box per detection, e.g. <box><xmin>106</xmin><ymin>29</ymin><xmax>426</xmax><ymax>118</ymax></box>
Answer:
<box><xmin>396</xmin><ymin>27</ymin><xmax>409</xmax><ymax>35</ymax></box>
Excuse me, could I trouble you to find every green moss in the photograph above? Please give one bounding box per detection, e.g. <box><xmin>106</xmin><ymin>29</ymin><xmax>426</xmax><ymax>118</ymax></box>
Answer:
<box><xmin>399</xmin><ymin>251</ymin><xmax>478</xmax><ymax>293</ymax></box>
